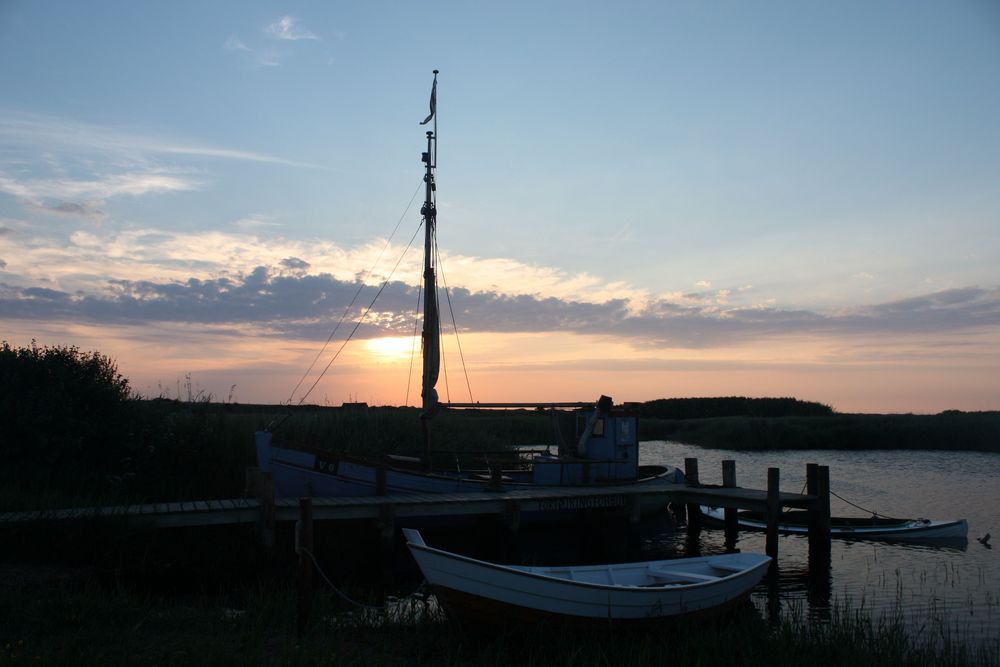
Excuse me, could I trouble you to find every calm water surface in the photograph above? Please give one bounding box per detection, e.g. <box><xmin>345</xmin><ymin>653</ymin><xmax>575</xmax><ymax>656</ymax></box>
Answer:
<box><xmin>640</xmin><ymin>441</ymin><xmax>1000</xmax><ymax>649</ymax></box>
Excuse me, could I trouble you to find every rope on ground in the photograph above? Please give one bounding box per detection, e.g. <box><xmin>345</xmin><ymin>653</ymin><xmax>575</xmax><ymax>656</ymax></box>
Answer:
<box><xmin>301</xmin><ymin>547</ymin><xmax>428</xmax><ymax>612</ymax></box>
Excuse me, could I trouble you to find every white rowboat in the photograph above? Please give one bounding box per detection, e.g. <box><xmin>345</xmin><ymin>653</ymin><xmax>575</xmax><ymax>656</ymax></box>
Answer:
<box><xmin>699</xmin><ymin>506</ymin><xmax>968</xmax><ymax>540</ymax></box>
<box><xmin>403</xmin><ymin>528</ymin><xmax>771</xmax><ymax>624</ymax></box>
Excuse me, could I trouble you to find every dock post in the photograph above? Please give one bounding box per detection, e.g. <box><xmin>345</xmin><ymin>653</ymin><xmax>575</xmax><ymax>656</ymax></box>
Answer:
<box><xmin>375</xmin><ymin>466</ymin><xmax>387</xmax><ymax>496</ymax></box>
<box><xmin>258</xmin><ymin>471</ymin><xmax>275</xmax><ymax>550</ymax></box>
<box><xmin>721</xmin><ymin>460</ymin><xmax>738</xmax><ymax>548</ymax></box>
<box><xmin>296</xmin><ymin>497</ymin><xmax>314</xmax><ymax>638</ymax></box>
<box><xmin>817</xmin><ymin>465</ymin><xmax>831</xmax><ymax>542</ymax></box>
<box><xmin>684</xmin><ymin>458</ymin><xmax>702</xmax><ymax>528</ymax></box>
<box><xmin>806</xmin><ymin>463</ymin><xmax>819</xmax><ymax>546</ymax></box>
<box><xmin>766</xmin><ymin>467</ymin><xmax>780</xmax><ymax>559</ymax></box>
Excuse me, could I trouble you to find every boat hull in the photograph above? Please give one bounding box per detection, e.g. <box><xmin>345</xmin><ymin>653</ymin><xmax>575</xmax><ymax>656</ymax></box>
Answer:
<box><xmin>256</xmin><ymin>432</ymin><xmax>684</xmax><ymax>517</ymax></box>
<box><xmin>700</xmin><ymin>506</ymin><xmax>968</xmax><ymax>540</ymax></box>
<box><xmin>404</xmin><ymin>529</ymin><xmax>770</xmax><ymax>623</ymax></box>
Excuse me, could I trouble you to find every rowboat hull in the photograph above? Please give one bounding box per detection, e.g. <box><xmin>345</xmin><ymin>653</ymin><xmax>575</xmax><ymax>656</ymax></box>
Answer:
<box><xmin>700</xmin><ymin>506</ymin><xmax>968</xmax><ymax>540</ymax></box>
<box><xmin>404</xmin><ymin>529</ymin><xmax>771</xmax><ymax>623</ymax></box>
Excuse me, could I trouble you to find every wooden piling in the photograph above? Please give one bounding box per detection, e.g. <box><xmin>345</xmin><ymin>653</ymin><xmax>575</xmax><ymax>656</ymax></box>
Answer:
<box><xmin>721</xmin><ymin>460</ymin><xmax>738</xmax><ymax>546</ymax></box>
<box><xmin>375</xmin><ymin>466</ymin><xmax>387</xmax><ymax>496</ymax></box>
<box><xmin>486</xmin><ymin>464</ymin><xmax>505</xmax><ymax>492</ymax></box>
<box><xmin>766</xmin><ymin>467</ymin><xmax>780</xmax><ymax>559</ymax></box>
<box><xmin>806</xmin><ymin>463</ymin><xmax>819</xmax><ymax>544</ymax></box>
<box><xmin>684</xmin><ymin>458</ymin><xmax>702</xmax><ymax>527</ymax></box>
<box><xmin>816</xmin><ymin>465</ymin><xmax>831</xmax><ymax>541</ymax></box>
<box><xmin>296</xmin><ymin>497</ymin><xmax>314</xmax><ymax>638</ymax></box>
<box><xmin>684</xmin><ymin>457</ymin><xmax>700</xmax><ymax>485</ymax></box>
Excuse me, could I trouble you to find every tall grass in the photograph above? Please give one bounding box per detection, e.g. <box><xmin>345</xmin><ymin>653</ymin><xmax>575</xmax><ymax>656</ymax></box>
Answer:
<box><xmin>1</xmin><ymin>579</ymin><xmax>995</xmax><ymax>666</ymax></box>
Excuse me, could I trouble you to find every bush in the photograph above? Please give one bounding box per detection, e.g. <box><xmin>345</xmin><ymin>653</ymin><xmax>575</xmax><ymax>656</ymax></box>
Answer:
<box><xmin>0</xmin><ymin>341</ymin><xmax>137</xmax><ymax>491</ymax></box>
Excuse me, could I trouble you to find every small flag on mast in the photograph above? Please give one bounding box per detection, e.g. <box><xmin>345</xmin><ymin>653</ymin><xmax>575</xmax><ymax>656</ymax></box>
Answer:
<box><xmin>420</xmin><ymin>72</ymin><xmax>437</xmax><ymax>125</ymax></box>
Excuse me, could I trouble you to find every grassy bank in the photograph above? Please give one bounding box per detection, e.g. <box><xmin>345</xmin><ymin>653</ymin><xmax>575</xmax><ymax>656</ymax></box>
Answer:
<box><xmin>1</xmin><ymin>577</ymin><xmax>995</xmax><ymax>667</ymax></box>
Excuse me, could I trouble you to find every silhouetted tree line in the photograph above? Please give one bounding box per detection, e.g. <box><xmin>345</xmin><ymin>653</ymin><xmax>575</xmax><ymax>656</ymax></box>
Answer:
<box><xmin>642</xmin><ymin>396</ymin><xmax>834</xmax><ymax>420</ymax></box>
<box><xmin>1</xmin><ymin>341</ymin><xmax>136</xmax><ymax>476</ymax></box>
<box><xmin>0</xmin><ymin>341</ymin><xmax>246</xmax><ymax>504</ymax></box>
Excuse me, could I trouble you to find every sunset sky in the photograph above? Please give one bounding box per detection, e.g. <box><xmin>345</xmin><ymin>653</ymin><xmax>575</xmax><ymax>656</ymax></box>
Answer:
<box><xmin>2</xmin><ymin>2</ymin><xmax>999</xmax><ymax>413</ymax></box>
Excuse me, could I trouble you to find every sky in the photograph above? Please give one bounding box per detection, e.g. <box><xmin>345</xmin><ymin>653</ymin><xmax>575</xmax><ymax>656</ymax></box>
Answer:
<box><xmin>2</xmin><ymin>1</ymin><xmax>999</xmax><ymax>413</ymax></box>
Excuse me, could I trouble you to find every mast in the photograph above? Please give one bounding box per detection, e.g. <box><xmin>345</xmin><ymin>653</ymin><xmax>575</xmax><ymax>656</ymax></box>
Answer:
<box><xmin>419</xmin><ymin>70</ymin><xmax>440</xmax><ymax>466</ymax></box>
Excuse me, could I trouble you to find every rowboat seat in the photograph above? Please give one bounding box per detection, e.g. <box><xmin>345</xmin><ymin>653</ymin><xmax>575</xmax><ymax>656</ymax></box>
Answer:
<box><xmin>646</xmin><ymin>567</ymin><xmax>717</xmax><ymax>584</ymax></box>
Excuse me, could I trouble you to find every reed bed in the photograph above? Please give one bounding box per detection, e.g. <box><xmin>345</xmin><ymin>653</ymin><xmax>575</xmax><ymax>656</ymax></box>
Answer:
<box><xmin>2</xmin><ymin>577</ymin><xmax>996</xmax><ymax>667</ymax></box>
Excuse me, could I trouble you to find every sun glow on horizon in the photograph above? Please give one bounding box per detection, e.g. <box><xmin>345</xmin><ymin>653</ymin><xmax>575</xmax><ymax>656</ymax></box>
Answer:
<box><xmin>364</xmin><ymin>335</ymin><xmax>419</xmax><ymax>363</ymax></box>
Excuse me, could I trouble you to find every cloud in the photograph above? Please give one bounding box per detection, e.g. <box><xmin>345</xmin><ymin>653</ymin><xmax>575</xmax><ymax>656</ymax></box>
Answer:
<box><xmin>25</xmin><ymin>199</ymin><xmax>106</xmax><ymax>222</ymax></box>
<box><xmin>2</xmin><ymin>171</ymin><xmax>197</xmax><ymax>202</ymax></box>
<box><xmin>224</xmin><ymin>34</ymin><xmax>250</xmax><ymax>52</ymax></box>
<box><xmin>2</xmin><ymin>259</ymin><xmax>997</xmax><ymax>350</ymax></box>
<box><xmin>265</xmin><ymin>16</ymin><xmax>319</xmax><ymax>41</ymax></box>
<box><xmin>0</xmin><ymin>110</ymin><xmax>322</xmax><ymax>169</ymax></box>
<box><xmin>0</xmin><ymin>111</ymin><xmax>325</xmax><ymax>221</ymax></box>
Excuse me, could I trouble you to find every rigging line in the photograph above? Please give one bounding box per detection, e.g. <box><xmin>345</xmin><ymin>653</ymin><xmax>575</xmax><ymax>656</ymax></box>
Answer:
<box><xmin>432</xmin><ymin>240</ymin><xmax>450</xmax><ymax>403</ymax></box>
<box><xmin>296</xmin><ymin>219</ymin><xmax>425</xmax><ymax>406</ymax></box>
<box><xmin>434</xmin><ymin>236</ymin><xmax>474</xmax><ymax>403</ymax></box>
<box><xmin>404</xmin><ymin>281</ymin><xmax>422</xmax><ymax>408</ymax></box>
<box><xmin>286</xmin><ymin>179</ymin><xmax>424</xmax><ymax>405</ymax></box>
<box><xmin>440</xmin><ymin>313</ymin><xmax>451</xmax><ymax>402</ymax></box>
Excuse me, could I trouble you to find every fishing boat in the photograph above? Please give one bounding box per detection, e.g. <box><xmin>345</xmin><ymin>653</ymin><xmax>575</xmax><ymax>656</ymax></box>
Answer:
<box><xmin>699</xmin><ymin>506</ymin><xmax>968</xmax><ymax>540</ymax></box>
<box><xmin>254</xmin><ymin>71</ymin><xmax>684</xmax><ymax>501</ymax></box>
<box><xmin>403</xmin><ymin>528</ymin><xmax>771</xmax><ymax>623</ymax></box>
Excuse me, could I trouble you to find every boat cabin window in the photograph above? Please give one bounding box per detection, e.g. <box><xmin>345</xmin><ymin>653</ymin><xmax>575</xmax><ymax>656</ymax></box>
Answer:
<box><xmin>577</xmin><ymin>414</ymin><xmax>606</xmax><ymax>437</ymax></box>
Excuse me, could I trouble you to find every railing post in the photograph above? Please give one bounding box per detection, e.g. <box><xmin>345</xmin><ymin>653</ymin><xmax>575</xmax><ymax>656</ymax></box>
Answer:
<box><xmin>766</xmin><ymin>467</ymin><xmax>780</xmax><ymax>559</ymax></box>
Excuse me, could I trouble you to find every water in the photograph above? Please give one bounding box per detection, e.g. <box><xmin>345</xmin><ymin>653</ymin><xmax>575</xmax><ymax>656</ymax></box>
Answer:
<box><xmin>640</xmin><ymin>441</ymin><xmax>1000</xmax><ymax>649</ymax></box>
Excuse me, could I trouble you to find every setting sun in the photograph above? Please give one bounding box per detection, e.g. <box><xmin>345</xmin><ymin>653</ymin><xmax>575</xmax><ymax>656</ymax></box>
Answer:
<box><xmin>364</xmin><ymin>336</ymin><xmax>418</xmax><ymax>363</ymax></box>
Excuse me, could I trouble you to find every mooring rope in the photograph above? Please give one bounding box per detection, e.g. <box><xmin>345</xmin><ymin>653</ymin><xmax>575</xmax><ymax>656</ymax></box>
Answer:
<box><xmin>302</xmin><ymin>547</ymin><xmax>428</xmax><ymax>612</ymax></box>
<box><xmin>830</xmin><ymin>489</ymin><xmax>890</xmax><ymax>518</ymax></box>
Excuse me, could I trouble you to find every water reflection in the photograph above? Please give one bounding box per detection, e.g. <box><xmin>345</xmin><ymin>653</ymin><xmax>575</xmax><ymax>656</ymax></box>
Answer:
<box><xmin>638</xmin><ymin>440</ymin><xmax>1000</xmax><ymax>647</ymax></box>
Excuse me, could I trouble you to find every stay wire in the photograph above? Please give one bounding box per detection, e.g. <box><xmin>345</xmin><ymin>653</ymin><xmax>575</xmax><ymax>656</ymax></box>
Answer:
<box><xmin>434</xmin><ymin>236</ymin><xmax>474</xmax><ymax>403</ymax></box>
<box><xmin>285</xmin><ymin>179</ymin><xmax>423</xmax><ymax>407</ymax></box>
<box><xmin>404</xmin><ymin>282</ymin><xmax>422</xmax><ymax>407</ymax></box>
<box><xmin>293</xmin><ymin>219</ymin><xmax>425</xmax><ymax>409</ymax></box>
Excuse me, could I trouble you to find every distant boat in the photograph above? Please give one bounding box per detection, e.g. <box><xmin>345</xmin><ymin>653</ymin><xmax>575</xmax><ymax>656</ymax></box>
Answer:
<box><xmin>254</xmin><ymin>71</ymin><xmax>683</xmax><ymax>505</ymax></box>
<box><xmin>403</xmin><ymin>528</ymin><xmax>771</xmax><ymax>624</ymax></box>
<box><xmin>699</xmin><ymin>506</ymin><xmax>968</xmax><ymax>540</ymax></box>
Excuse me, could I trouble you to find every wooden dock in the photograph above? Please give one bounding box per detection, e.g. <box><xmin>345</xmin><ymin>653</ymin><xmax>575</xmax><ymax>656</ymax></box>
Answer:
<box><xmin>0</xmin><ymin>482</ymin><xmax>812</xmax><ymax>526</ymax></box>
<box><xmin>0</xmin><ymin>459</ymin><xmax>833</xmax><ymax>559</ymax></box>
